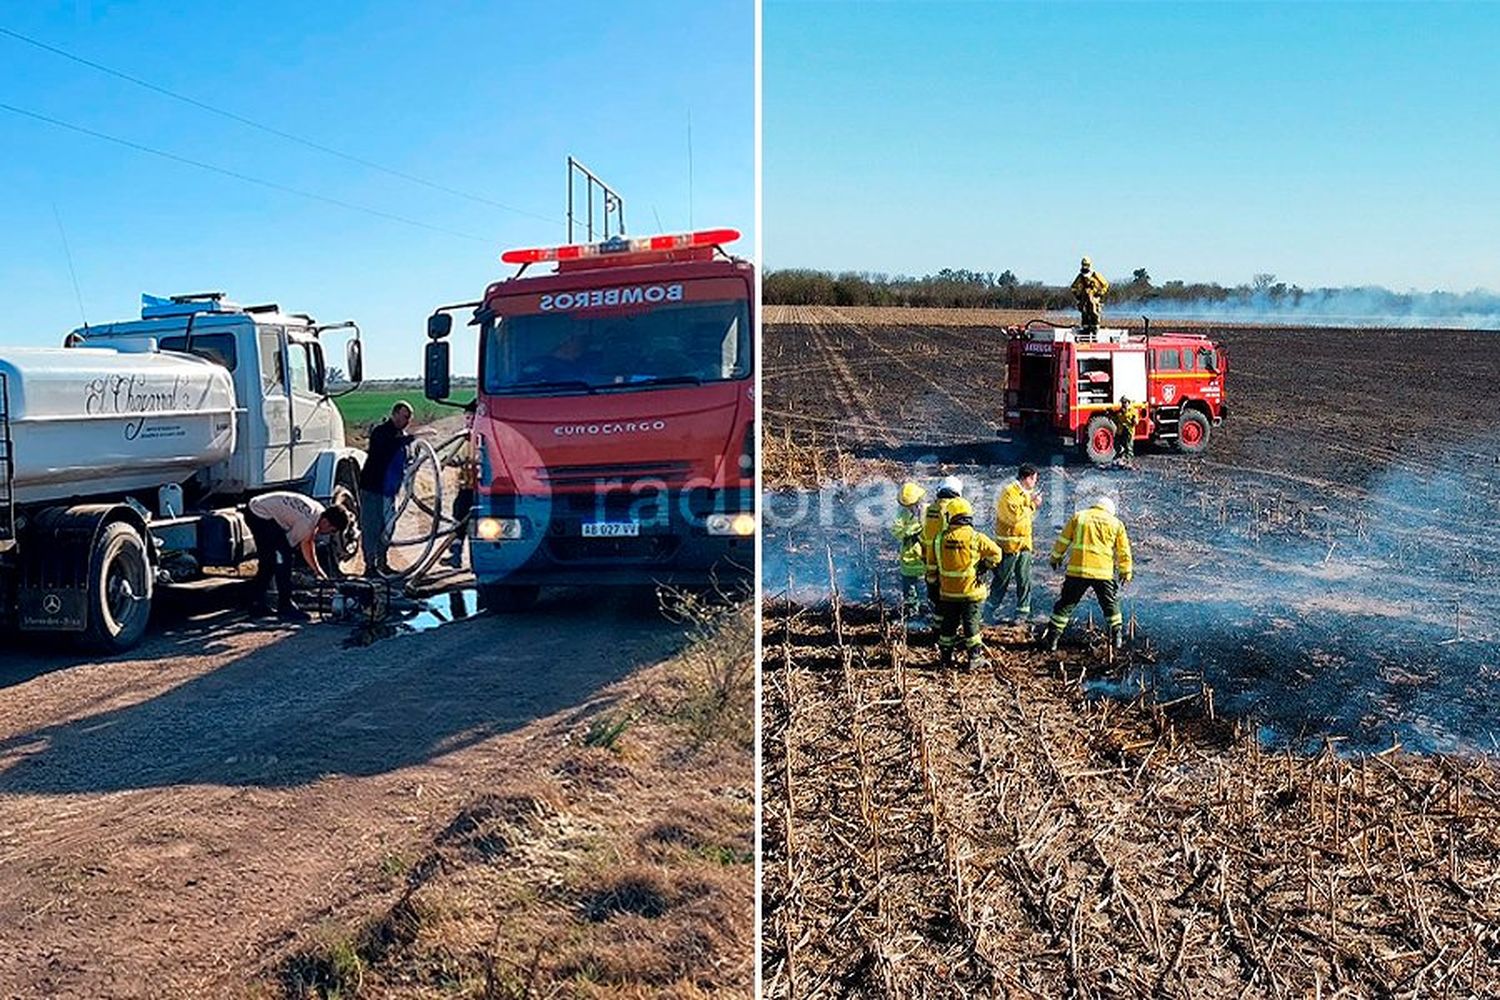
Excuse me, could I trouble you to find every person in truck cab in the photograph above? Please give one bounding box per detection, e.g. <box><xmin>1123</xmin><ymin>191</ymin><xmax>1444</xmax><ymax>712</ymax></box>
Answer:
<box><xmin>245</xmin><ymin>491</ymin><xmax>350</xmax><ymax>621</ymax></box>
<box><xmin>1110</xmin><ymin>397</ymin><xmax>1145</xmax><ymax>468</ymax></box>
<box><xmin>359</xmin><ymin>401</ymin><xmax>414</xmax><ymax>575</ymax></box>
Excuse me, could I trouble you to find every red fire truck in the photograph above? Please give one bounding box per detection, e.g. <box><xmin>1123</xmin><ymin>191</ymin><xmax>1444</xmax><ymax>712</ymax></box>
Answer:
<box><xmin>424</xmin><ymin>228</ymin><xmax>754</xmax><ymax>610</ymax></box>
<box><xmin>1002</xmin><ymin>321</ymin><xmax>1228</xmax><ymax>464</ymax></box>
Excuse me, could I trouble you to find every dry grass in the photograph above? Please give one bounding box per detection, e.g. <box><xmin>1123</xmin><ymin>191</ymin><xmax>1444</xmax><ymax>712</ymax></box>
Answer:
<box><xmin>762</xmin><ymin>583</ymin><xmax>1500</xmax><ymax>998</ymax></box>
<box><xmin>765</xmin><ymin>305</ymin><xmax>1046</xmax><ymax>327</ymax></box>
<box><xmin>271</xmin><ymin>601</ymin><xmax>755</xmax><ymax>999</ymax></box>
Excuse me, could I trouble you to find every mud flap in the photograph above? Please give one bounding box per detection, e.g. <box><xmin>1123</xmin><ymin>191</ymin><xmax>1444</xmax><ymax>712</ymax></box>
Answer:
<box><xmin>17</xmin><ymin>505</ymin><xmax>146</xmax><ymax>632</ymax></box>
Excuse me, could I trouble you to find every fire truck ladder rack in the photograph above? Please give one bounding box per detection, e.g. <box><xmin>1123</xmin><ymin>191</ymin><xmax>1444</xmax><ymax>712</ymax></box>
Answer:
<box><xmin>0</xmin><ymin>372</ymin><xmax>15</xmax><ymax>547</ymax></box>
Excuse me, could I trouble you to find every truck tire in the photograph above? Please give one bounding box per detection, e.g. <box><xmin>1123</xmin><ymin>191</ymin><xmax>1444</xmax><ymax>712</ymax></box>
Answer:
<box><xmin>83</xmin><ymin>521</ymin><xmax>154</xmax><ymax>652</ymax></box>
<box><xmin>480</xmin><ymin>584</ymin><xmax>540</xmax><ymax>613</ymax></box>
<box><xmin>1176</xmin><ymin>410</ymin><xmax>1211</xmax><ymax>454</ymax></box>
<box><xmin>318</xmin><ymin>466</ymin><xmax>363</xmax><ymax>579</ymax></box>
<box><xmin>1083</xmin><ymin>415</ymin><xmax>1117</xmax><ymax>466</ymax></box>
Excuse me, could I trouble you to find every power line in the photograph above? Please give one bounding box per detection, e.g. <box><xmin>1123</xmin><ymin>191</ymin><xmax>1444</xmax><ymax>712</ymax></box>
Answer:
<box><xmin>0</xmin><ymin>101</ymin><xmax>494</xmax><ymax>244</ymax></box>
<box><xmin>0</xmin><ymin>24</ymin><xmax>558</xmax><ymax>225</ymax></box>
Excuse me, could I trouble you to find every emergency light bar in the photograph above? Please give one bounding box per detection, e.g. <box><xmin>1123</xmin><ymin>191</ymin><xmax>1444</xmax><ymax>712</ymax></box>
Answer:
<box><xmin>501</xmin><ymin>228</ymin><xmax>740</xmax><ymax>265</ymax></box>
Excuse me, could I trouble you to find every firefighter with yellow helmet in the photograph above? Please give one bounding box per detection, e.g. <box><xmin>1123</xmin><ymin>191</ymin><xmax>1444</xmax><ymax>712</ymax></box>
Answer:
<box><xmin>1071</xmin><ymin>256</ymin><xmax>1109</xmax><ymax>331</ymax></box>
<box><xmin>1039</xmin><ymin>495</ymin><xmax>1134</xmax><ymax>651</ymax></box>
<box><xmin>1110</xmin><ymin>396</ymin><xmax>1145</xmax><ymax>468</ymax></box>
<box><xmin>891</xmin><ymin>481</ymin><xmax>928</xmax><ymax>621</ymax></box>
<box><xmin>936</xmin><ymin>496</ymin><xmax>1004</xmax><ymax>669</ymax></box>
<box><xmin>920</xmin><ymin>475</ymin><xmax>964</xmax><ymax>611</ymax></box>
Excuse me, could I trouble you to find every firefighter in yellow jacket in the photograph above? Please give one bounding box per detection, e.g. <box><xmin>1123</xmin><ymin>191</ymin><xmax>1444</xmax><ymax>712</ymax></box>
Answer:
<box><xmin>1039</xmin><ymin>496</ymin><xmax>1134</xmax><ymax>651</ymax></box>
<box><xmin>1110</xmin><ymin>396</ymin><xmax>1145</xmax><ymax>467</ymax></box>
<box><xmin>988</xmin><ymin>462</ymin><xmax>1042</xmax><ymax>623</ymax></box>
<box><xmin>936</xmin><ymin>497</ymin><xmax>1004</xmax><ymax>669</ymax></box>
<box><xmin>920</xmin><ymin>475</ymin><xmax>964</xmax><ymax>610</ymax></box>
<box><xmin>1071</xmin><ymin>256</ymin><xmax>1109</xmax><ymax>330</ymax></box>
<box><xmin>891</xmin><ymin>481</ymin><xmax>928</xmax><ymax>622</ymax></box>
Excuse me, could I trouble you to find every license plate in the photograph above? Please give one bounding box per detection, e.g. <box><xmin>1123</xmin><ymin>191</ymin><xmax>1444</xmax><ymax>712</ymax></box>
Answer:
<box><xmin>582</xmin><ymin>521</ymin><xmax>640</xmax><ymax>538</ymax></box>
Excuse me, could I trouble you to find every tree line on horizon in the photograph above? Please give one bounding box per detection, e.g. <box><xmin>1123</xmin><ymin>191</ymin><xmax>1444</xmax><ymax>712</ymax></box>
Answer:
<box><xmin>762</xmin><ymin>267</ymin><xmax>1492</xmax><ymax>316</ymax></box>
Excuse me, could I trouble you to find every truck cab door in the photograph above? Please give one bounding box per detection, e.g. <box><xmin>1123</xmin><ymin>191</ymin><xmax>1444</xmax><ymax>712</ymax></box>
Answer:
<box><xmin>259</xmin><ymin>326</ymin><xmax>294</xmax><ymax>484</ymax></box>
<box><xmin>285</xmin><ymin>334</ymin><xmax>336</xmax><ymax>483</ymax></box>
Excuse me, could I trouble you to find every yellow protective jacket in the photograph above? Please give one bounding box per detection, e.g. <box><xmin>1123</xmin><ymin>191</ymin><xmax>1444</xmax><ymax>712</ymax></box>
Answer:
<box><xmin>920</xmin><ymin>497</ymin><xmax>954</xmax><ymax>583</ymax></box>
<box><xmin>994</xmin><ymin>480</ymin><xmax>1040</xmax><ymax>554</ymax></box>
<box><xmin>891</xmin><ymin>508</ymin><xmax>926</xmax><ymax>578</ymax></box>
<box><xmin>1111</xmin><ymin>401</ymin><xmax>1144</xmax><ymax>435</ymax></box>
<box><xmin>1071</xmin><ymin>270</ymin><xmax>1109</xmax><ymax>301</ymax></box>
<box><xmin>1052</xmin><ymin>504</ymin><xmax>1133</xmax><ymax>581</ymax></box>
<box><xmin>937</xmin><ymin>522</ymin><xmax>1004</xmax><ymax>601</ymax></box>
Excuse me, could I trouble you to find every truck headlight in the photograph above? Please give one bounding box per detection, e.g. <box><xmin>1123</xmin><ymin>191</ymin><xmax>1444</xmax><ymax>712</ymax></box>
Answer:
<box><xmin>706</xmin><ymin>513</ymin><xmax>756</xmax><ymax>537</ymax></box>
<box><xmin>474</xmin><ymin>517</ymin><xmax>524</xmax><ymax>540</ymax></box>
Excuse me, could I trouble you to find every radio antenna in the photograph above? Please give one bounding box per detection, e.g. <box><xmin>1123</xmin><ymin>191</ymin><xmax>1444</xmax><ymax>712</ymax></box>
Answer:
<box><xmin>52</xmin><ymin>202</ymin><xmax>89</xmax><ymax>331</ymax></box>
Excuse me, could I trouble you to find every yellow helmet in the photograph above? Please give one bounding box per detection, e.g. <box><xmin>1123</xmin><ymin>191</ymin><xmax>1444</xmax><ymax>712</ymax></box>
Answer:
<box><xmin>1081</xmin><ymin>256</ymin><xmax>1092</xmax><ymax>268</ymax></box>
<box><xmin>898</xmin><ymin>481</ymin><xmax>925</xmax><ymax>506</ymax></box>
<box><xmin>945</xmin><ymin>497</ymin><xmax>974</xmax><ymax>518</ymax></box>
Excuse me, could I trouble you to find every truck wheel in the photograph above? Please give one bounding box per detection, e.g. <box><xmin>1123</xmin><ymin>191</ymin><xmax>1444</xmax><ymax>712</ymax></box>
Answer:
<box><xmin>1083</xmin><ymin>415</ymin><xmax>1117</xmax><ymax>466</ymax></box>
<box><xmin>83</xmin><ymin>522</ymin><xmax>154</xmax><ymax>652</ymax></box>
<box><xmin>319</xmin><ymin>470</ymin><xmax>363</xmax><ymax>579</ymax></box>
<box><xmin>1177</xmin><ymin>410</ymin><xmax>1211</xmax><ymax>454</ymax></box>
<box><xmin>480</xmin><ymin>584</ymin><xmax>540</xmax><ymax>613</ymax></box>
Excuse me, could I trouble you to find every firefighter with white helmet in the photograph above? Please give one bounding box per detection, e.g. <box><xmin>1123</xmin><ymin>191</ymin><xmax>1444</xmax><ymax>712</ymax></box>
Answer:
<box><xmin>920</xmin><ymin>475</ymin><xmax>964</xmax><ymax>610</ymax></box>
<box><xmin>891</xmin><ymin>481</ymin><xmax>928</xmax><ymax>621</ymax></box>
<box><xmin>1071</xmin><ymin>256</ymin><xmax>1109</xmax><ymax>331</ymax></box>
<box><xmin>1039</xmin><ymin>494</ymin><xmax>1134</xmax><ymax>651</ymax></box>
<box><xmin>935</xmin><ymin>496</ymin><xmax>1004</xmax><ymax>669</ymax></box>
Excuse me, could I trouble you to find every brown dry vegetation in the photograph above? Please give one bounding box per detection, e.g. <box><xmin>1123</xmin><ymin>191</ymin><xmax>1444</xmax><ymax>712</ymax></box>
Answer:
<box><xmin>272</xmin><ymin>598</ymin><xmax>755</xmax><ymax>999</ymax></box>
<box><xmin>762</xmin><ymin>594</ymin><xmax>1500</xmax><ymax>998</ymax></box>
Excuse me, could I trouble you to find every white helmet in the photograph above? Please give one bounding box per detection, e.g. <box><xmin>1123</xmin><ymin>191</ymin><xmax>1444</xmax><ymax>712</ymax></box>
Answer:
<box><xmin>1093</xmin><ymin>496</ymin><xmax>1117</xmax><ymax>516</ymax></box>
<box><xmin>939</xmin><ymin>475</ymin><xmax>964</xmax><ymax>496</ymax></box>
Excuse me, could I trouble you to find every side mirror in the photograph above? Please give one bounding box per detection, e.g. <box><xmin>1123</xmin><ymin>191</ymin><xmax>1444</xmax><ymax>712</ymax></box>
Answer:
<box><xmin>425</xmin><ymin>341</ymin><xmax>451</xmax><ymax>400</ymax></box>
<box><xmin>427</xmin><ymin>313</ymin><xmax>453</xmax><ymax>341</ymax></box>
<box><xmin>346</xmin><ymin>339</ymin><xmax>364</xmax><ymax>384</ymax></box>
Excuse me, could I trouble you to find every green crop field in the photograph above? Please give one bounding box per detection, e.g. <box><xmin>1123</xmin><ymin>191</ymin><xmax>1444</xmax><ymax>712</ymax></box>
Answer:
<box><xmin>339</xmin><ymin>386</ymin><xmax>450</xmax><ymax>431</ymax></box>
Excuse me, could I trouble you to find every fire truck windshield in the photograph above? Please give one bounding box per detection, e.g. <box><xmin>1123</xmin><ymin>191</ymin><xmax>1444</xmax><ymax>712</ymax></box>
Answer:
<box><xmin>482</xmin><ymin>299</ymin><xmax>751</xmax><ymax>395</ymax></box>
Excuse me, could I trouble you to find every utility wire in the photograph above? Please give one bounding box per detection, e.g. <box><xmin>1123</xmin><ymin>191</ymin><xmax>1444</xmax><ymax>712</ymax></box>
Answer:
<box><xmin>0</xmin><ymin>101</ymin><xmax>493</xmax><ymax>244</ymax></box>
<box><xmin>0</xmin><ymin>24</ymin><xmax>557</xmax><ymax>225</ymax></box>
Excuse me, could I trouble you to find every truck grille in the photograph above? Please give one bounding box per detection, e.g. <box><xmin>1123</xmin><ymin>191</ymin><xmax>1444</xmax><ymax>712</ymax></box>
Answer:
<box><xmin>0</xmin><ymin>373</ymin><xmax>14</xmax><ymax>545</ymax></box>
<box><xmin>530</xmin><ymin>460</ymin><xmax>695</xmax><ymax>487</ymax></box>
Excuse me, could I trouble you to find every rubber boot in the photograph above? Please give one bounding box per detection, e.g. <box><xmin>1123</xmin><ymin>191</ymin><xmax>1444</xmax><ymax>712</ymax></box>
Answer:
<box><xmin>967</xmin><ymin>646</ymin><xmax>991</xmax><ymax>671</ymax></box>
<box><xmin>1038</xmin><ymin>625</ymin><xmax>1061</xmax><ymax>652</ymax></box>
<box><xmin>938</xmin><ymin>646</ymin><xmax>955</xmax><ymax>670</ymax></box>
<box><xmin>1110</xmin><ymin>625</ymin><xmax>1125</xmax><ymax>650</ymax></box>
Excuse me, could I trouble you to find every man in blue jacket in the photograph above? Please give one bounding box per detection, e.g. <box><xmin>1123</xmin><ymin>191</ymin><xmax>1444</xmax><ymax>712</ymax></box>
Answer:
<box><xmin>359</xmin><ymin>401</ymin><xmax>414</xmax><ymax>575</ymax></box>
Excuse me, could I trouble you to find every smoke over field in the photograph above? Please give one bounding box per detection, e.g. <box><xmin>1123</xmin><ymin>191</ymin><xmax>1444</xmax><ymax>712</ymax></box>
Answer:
<box><xmin>761</xmin><ymin>306</ymin><xmax>1500</xmax><ymax>998</ymax></box>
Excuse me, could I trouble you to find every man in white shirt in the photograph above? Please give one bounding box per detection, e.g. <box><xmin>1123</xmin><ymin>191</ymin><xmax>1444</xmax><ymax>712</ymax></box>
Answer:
<box><xmin>245</xmin><ymin>491</ymin><xmax>350</xmax><ymax>621</ymax></box>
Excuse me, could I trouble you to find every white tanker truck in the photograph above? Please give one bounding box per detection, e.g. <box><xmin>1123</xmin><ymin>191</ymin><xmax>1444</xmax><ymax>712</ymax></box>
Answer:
<box><xmin>0</xmin><ymin>292</ymin><xmax>367</xmax><ymax>651</ymax></box>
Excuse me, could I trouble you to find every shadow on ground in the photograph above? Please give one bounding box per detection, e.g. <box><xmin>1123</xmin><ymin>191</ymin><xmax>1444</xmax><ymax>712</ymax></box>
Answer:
<box><xmin>0</xmin><ymin>588</ymin><xmax>687</xmax><ymax>795</ymax></box>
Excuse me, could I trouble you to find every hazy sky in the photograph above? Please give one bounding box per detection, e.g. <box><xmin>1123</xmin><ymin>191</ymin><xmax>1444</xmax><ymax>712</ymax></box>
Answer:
<box><xmin>0</xmin><ymin>0</ymin><xmax>754</xmax><ymax>376</ymax></box>
<box><xmin>765</xmin><ymin>1</ymin><xmax>1500</xmax><ymax>292</ymax></box>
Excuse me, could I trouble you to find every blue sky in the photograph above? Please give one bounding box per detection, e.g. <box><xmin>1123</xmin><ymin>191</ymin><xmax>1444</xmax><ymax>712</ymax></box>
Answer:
<box><xmin>765</xmin><ymin>1</ymin><xmax>1500</xmax><ymax>292</ymax></box>
<box><xmin>0</xmin><ymin>0</ymin><xmax>753</xmax><ymax>376</ymax></box>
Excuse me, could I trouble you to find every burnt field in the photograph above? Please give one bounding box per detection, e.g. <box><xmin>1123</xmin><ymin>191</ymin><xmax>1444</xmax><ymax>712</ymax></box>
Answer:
<box><xmin>761</xmin><ymin>305</ymin><xmax>1500</xmax><ymax>997</ymax></box>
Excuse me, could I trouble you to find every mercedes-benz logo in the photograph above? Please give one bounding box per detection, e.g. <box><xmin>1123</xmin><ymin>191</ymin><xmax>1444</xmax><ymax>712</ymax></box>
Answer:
<box><xmin>42</xmin><ymin>594</ymin><xmax>62</xmax><ymax>615</ymax></box>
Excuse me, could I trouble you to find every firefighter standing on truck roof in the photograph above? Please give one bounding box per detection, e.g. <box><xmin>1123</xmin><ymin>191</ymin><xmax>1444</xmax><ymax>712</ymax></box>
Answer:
<box><xmin>1072</xmin><ymin>256</ymin><xmax>1109</xmax><ymax>331</ymax></box>
<box><xmin>1039</xmin><ymin>495</ymin><xmax>1133</xmax><ymax>651</ymax></box>
<box><xmin>921</xmin><ymin>475</ymin><xmax>964</xmax><ymax>611</ymax></box>
<box><xmin>891</xmin><ymin>481</ymin><xmax>929</xmax><ymax>624</ymax></box>
<box><xmin>988</xmin><ymin>463</ymin><xmax>1042</xmax><ymax>623</ymax></box>
<box><xmin>1111</xmin><ymin>396</ymin><xmax>1145</xmax><ymax>468</ymax></box>
<box><xmin>936</xmin><ymin>497</ymin><xmax>1003</xmax><ymax>669</ymax></box>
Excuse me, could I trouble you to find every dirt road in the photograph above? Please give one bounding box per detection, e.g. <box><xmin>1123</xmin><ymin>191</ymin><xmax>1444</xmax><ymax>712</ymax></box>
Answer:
<box><xmin>0</xmin><ymin>589</ymin><xmax>697</xmax><ymax>997</ymax></box>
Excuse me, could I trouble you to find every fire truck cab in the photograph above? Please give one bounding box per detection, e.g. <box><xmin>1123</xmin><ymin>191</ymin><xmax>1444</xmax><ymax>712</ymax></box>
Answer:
<box><xmin>425</xmin><ymin>228</ymin><xmax>754</xmax><ymax>611</ymax></box>
<box><xmin>1003</xmin><ymin>322</ymin><xmax>1228</xmax><ymax>465</ymax></box>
